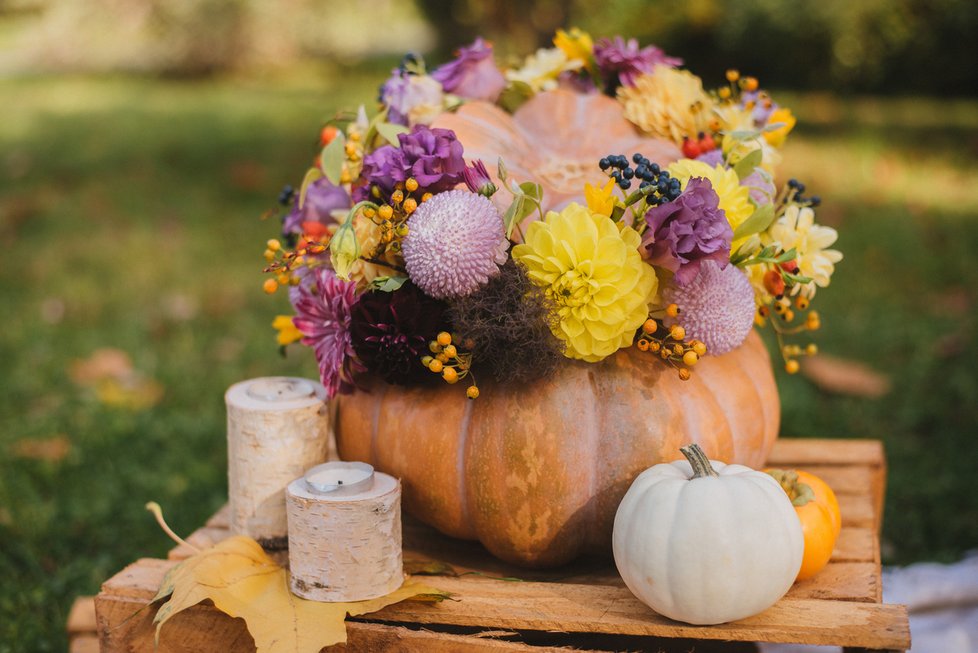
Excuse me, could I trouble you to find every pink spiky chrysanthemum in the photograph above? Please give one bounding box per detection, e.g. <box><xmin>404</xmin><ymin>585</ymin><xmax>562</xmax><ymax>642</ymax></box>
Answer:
<box><xmin>663</xmin><ymin>260</ymin><xmax>755</xmax><ymax>355</ymax></box>
<box><xmin>291</xmin><ymin>267</ymin><xmax>363</xmax><ymax>397</ymax></box>
<box><xmin>402</xmin><ymin>189</ymin><xmax>507</xmax><ymax>299</ymax></box>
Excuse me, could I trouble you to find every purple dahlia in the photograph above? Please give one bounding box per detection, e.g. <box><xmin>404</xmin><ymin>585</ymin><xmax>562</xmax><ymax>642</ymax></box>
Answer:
<box><xmin>291</xmin><ymin>267</ymin><xmax>363</xmax><ymax>397</ymax></box>
<box><xmin>663</xmin><ymin>260</ymin><xmax>755</xmax><ymax>356</ymax></box>
<box><xmin>349</xmin><ymin>282</ymin><xmax>447</xmax><ymax>385</ymax></box>
<box><xmin>282</xmin><ymin>177</ymin><xmax>350</xmax><ymax>237</ymax></box>
<box><xmin>379</xmin><ymin>70</ymin><xmax>443</xmax><ymax>126</ymax></box>
<box><xmin>593</xmin><ymin>36</ymin><xmax>682</xmax><ymax>90</ymax></box>
<box><xmin>354</xmin><ymin>125</ymin><xmax>466</xmax><ymax>202</ymax></box>
<box><xmin>642</xmin><ymin>177</ymin><xmax>733</xmax><ymax>286</ymax></box>
<box><xmin>431</xmin><ymin>38</ymin><xmax>506</xmax><ymax>103</ymax></box>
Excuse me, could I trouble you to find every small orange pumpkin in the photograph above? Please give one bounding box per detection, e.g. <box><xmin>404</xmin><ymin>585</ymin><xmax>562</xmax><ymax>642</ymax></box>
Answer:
<box><xmin>766</xmin><ymin>468</ymin><xmax>842</xmax><ymax>580</ymax></box>
<box><xmin>336</xmin><ymin>331</ymin><xmax>780</xmax><ymax>568</ymax></box>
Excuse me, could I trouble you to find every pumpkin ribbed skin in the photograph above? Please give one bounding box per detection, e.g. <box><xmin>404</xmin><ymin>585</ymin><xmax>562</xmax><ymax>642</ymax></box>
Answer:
<box><xmin>336</xmin><ymin>330</ymin><xmax>779</xmax><ymax>568</ymax></box>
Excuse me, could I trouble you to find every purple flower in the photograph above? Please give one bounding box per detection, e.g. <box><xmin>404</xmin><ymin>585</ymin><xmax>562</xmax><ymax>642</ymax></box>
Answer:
<box><xmin>642</xmin><ymin>177</ymin><xmax>733</xmax><ymax>286</ymax></box>
<box><xmin>741</xmin><ymin>168</ymin><xmax>776</xmax><ymax>206</ymax></box>
<box><xmin>291</xmin><ymin>267</ymin><xmax>363</xmax><ymax>397</ymax></box>
<box><xmin>462</xmin><ymin>159</ymin><xmax>497</xmax><ymax>196</ymax></box>
<box><xmin>593</xmin><ymin>36</ymin><xmax>682</xmax><ymax>90</ymax></box>
<box><xmin>431</xmin><ymin>38</ymin><xmax>506</xmax><ymax>103</ymax></box>
<box><xmin>695</xmin><ymin>149</ymin><xmax>725</xmax><ymax>167</ymax></box>
<box><xmin>282</xmin><ymin>178</ymin><xmax>351</xmax><ymax>237</ymax></box>
<box><xmin>354</xmin><ymin>125</ymin><xmax>466</xmax><ymax>202</ymax></box>
<box><xmin>663</xmin><ymin>259</ymin><xmax>755</xmax><ymax>355</ymax></box>
<box><xmin>741</xmin><ymin>90</ymin><xmax>777</xmax><ymax>127</ymax></box>
<box><xmin>380</xmin><ymin>70</ymin><xmax>444</xmax><ymax>126</ymax></box>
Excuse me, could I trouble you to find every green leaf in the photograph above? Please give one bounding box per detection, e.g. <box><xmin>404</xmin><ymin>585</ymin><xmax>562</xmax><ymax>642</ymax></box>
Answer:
<box><xmin>732</xmin><ymin>149</ymin><xmax>764</xmax><ymax>180</ymax></box>
<box><xmin>518</xmin><ymin>181</ymin><xmax>543</xmax><ymax>203</ymax></box>
<box><xmin>726</xmin><ymin>129</ymin><xmax>763</xmax><ymax>142</ymax></box>
<box><xmin>498</xmin><ymin>81</ymin><xmax>534</xmax><ymax>113</ymax></box>
<box><xmin>732</xmin><ymin>203</ymin><xmax>776</xmax><ymax>241</ymax></box>
<box><xmin>320</xmin><ymin>132</ymin><xmax>347</xmax><ymax>186</ymax></box>
<box><xmin>784</xmin><ymin>272</ymin><xmax>813</xmax><ymax>284</ymax></box>
<box><xmin>369</xmin><ymin>275</ymin><xmax>409</xmax><ymax>292</ymax></box>
<box><xmin>376</xmin><ymin>122</ymin><xmax>410</xmax><ymax>146</ymax></box>
<box><xmin>774</xmin><ymin>247</ymin><xmax>798</xmax><ymax>263</ymax></box>
<box><xmin>298</xmin><ymin>167</ymin><xmax>324</xmax><ymax>209</ymax></box>
<box><xmin>502</xmin><ymin>194</ymin><xmax>525</xmax><ymax>239</ymax></box>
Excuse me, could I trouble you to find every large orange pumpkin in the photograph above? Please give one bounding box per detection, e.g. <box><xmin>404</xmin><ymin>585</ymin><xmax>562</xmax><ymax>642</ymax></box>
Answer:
<box><xmin>335</xmin><ymin>330</ymin><xmax>779</xmax><ymax>567</ymax></box>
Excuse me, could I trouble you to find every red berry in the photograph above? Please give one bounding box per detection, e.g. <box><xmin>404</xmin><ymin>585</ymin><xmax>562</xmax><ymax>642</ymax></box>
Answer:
<box><xmin>763</xmin><ymin>269</ymin><xmax>786</xmax><ymax>296</ymax></box>
<box><xmin>319</xmin><ymin>125</ymin><xmax>339</xmax><ymax>146</ymax></box>
<box><xmin>778</xmin><ymin>259</ymin><xmax>800</xmax><ymax>274</ymax></box>
<box><xmin>681</xmin><ymin>137</ymin><xmax>702</xmax><ymax>158</ymax></box>
<box><xmin>699</xmin><ymin>133</ymin><xmax>717</xmax><ymax>151</ymax></box>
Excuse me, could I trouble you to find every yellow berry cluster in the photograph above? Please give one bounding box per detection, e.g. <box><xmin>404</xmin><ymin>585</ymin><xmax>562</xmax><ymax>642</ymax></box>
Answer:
<box><xmin>635</xmin><ymin>307</ymin><xmax>707</xmax><ymax>381</ymax></box>
<box><xmin>338</xmin><ymin>127</ymin><xmax>363</xmax><ymax>185</ymax></box>
<box><xmin>421</xmin><ymin>331</ymin><xmax>479</xmax><ymax>398</ymax></box>
<box><xmin>755</xmin><ymin>295</ymin><xmax>822</xmax><ymax>374</ymax></box>
<box><xmin>261</xmin><ymin>237</ymin><xmax>326</xmax><ymax>294</ymax></box>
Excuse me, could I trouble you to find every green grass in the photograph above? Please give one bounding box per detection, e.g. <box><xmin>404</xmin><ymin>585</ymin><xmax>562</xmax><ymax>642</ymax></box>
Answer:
<box><xmin>1</xmin><ymin>73</ymin><xmax>977</xmax><ymax>650</ymax></box>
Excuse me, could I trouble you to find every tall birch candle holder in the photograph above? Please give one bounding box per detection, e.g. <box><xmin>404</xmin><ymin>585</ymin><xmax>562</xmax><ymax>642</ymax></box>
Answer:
<box><xmin>225</xmin><ymin>377</ymin><xmax>331</xmax><ymax>549</ymax></box>
<box><xmin>286</xmin><ymin>462</ymin><xmax>403</xmax><ymax>602</ymax></box>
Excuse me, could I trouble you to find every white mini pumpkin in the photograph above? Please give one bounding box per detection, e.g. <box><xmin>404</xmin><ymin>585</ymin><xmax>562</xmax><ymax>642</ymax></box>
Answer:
<box><xmin>612</xmin><ymin>443</ymin><xmax>803</xmax><ymax>625</ymax></box>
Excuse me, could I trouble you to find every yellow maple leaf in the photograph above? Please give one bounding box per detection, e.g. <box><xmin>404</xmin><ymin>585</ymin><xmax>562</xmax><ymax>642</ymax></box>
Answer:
<box><xmin>153</xmin><ymin>535</ymin><xmax>449</xmax><ymax>653</ymax></box>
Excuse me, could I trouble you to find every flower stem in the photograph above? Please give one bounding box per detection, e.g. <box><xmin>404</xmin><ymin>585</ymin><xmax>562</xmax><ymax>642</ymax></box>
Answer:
<box><xmin>680</xmin><ymin>443</ymin><xmax>719</xmax><ymax>478</ymax></box>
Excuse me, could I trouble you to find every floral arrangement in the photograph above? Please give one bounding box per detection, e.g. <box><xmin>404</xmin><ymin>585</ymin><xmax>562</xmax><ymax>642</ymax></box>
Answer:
<box><xmin>262</xmin><ymin>30</ymin><xmax>842</xmax><ymax>399</ymax></box>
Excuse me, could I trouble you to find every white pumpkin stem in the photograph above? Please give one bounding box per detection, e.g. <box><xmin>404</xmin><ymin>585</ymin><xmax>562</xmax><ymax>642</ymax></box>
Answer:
<box><xmin>680</xmin><ymin>443</ymin><xmax>719</xmax><ymax>478</ymax></box>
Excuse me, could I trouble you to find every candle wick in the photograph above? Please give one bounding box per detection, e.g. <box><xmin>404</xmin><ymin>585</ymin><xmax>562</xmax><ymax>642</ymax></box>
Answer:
<box><xmin>338</xmin><ymin>480</ymin><xmax>343</xmax><ymax>485</ymax></box>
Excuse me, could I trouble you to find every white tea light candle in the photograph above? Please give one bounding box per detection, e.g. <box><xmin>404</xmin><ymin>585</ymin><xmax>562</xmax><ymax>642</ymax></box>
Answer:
<box><xmin>286</xmin><ymin>462</ymin><xmax>403</xmax><ymax>602</ymax></box>
<box><xmin>226</xmin><ymin>377</ymin><xmax>331</xmax><ymax>549</ymax></box>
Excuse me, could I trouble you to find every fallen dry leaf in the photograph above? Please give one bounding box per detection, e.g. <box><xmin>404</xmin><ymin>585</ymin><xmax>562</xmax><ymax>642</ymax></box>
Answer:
<box><xmin>154</xmin><ymin>536</ymin><xmax>449</xmax><ymax>653</ymax></box>
<box><xmin>69</xmin><ymin>348</ymin><xmax>163</xmax><ymax>410</ymax></box>
<box><xmin>10</xmin><ymin>435</ymin><xmax>71</xmax><ymax>462</ymax></box>
<box><xmin>69</xmin><ymin>348</ymin><xmax>133</xmax><ymax>386</ymax></box>
<box><xmin>800</xmin><ymin>354</ymin><xmax>891</xmax><ymax>398</ymax></box>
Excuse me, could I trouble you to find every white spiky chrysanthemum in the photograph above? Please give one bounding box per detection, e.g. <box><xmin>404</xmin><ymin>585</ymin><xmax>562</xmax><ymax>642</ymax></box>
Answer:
<box><xmin>403</xmin><ymin>190</ymin><xmax>507</xmax><ymax>299</ymax></box>
<box><xmin>664</xmin><ymin>260</ymin><xmax>756</xmax><ymax>355</ymax></box>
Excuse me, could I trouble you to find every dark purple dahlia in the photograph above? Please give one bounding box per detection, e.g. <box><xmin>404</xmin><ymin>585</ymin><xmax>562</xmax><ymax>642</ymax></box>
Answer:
<box><xmin>431</xmin><ymin>38</ymin><xmax>506</xmax><ymax>102</ymax></box>
<box><xmin>354</xmin><ymin>125</ymin><xmax>466</xmax><ymax>202</ymax></box>
<box><xmin>641</xmin><ymin>177</ymin><xmax>733</xmax><ymax>286</ymax></box>
<box><xmin>349</xmin><ymin>282</ymin><xmax>447</xmax><ymax>385</ymax></box>
<box><xmin>593</xmin><ymin>36</ymin><xmax>682</xmax><ymax>91</ymax></box>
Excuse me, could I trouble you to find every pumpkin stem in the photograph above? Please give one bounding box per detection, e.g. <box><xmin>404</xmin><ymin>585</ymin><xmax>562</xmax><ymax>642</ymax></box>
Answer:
<box><xmin>680</xmin><ymin>443</ymin><xmax>719</xmax><ymax>478</ymax></box>
<box><xmin>766</xmin><ymin>469</ymin><xmax>815</xmax><ymax>506</ymax></box>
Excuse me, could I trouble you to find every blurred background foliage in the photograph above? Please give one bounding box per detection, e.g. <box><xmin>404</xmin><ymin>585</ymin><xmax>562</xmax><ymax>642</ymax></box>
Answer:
<box><xmin>1</xmin><ymin>1</ymin><xmax>977</xmax><ymax>651</ymax></box>
<box><xmin>3</xmin><ymin>0</ymin><xmax>978</xmax><ymax>94</ymax></box>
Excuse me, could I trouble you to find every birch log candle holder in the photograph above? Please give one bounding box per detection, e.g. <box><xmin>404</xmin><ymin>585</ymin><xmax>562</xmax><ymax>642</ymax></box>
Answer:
<box><xmin>286</xmin><ymin>462</ymin><xmax>403</xmax><ymax>602</ymax></box>
<box><xmin>225</xmin><ymin>377</ymin><xmax>331</xmax><ymax>549</ymax></box>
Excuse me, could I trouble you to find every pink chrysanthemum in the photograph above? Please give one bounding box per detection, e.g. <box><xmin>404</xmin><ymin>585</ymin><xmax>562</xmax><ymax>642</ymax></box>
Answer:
<box><xmin>291</xmin><ymin>267</ymin><xmax>363</xmax><ymax>397</ymax></box>
<box><xmin>402</xmin><ymin>189</ymin><xmax>507</xmax><ymax>299</ymax></box>
<box><xmin>663</xmin><ymin>260</ymin><xmax>755</xmax><ymax>355</ymax></box>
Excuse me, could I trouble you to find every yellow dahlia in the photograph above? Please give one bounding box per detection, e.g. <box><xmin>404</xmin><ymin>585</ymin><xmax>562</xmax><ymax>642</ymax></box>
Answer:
<box><xmin>512</xmin><ymin>203</ymin><xmax>657</xmax><ymax>362</ymax></box>
<box><xmin>506</xmin><ymin>47</ymin><xmax>583</xmax><ymax>93</ymax></box>
<box><xmin>618</xmin><ymin>66</ymin><xmax>713</xmax><ymax>146</ymax></box>
<box><xmin>666</xmin><ymin>159</ymin><xmax>753</xmax><ymax>250</ymax></box>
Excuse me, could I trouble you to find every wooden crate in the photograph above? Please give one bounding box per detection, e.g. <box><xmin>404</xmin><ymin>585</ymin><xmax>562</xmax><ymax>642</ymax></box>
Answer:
<box><xmin>91</xmin><ymin>438</ymin><xmax>910</xmax><ymax>652</ymax></box>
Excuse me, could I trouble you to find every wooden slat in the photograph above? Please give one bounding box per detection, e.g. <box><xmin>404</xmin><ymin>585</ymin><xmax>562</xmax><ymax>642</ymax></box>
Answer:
<box><xmin>833</xmin><ymin>527</ymin><xmax>877</xmax><ymax>563</ymax></box>
<box><xmin>786</xmin><ymin>562</ymin><xmax>879</xmax><ymax>602</ymax></box>
<box><xmin>67</xmin><ymin>596</ymin><xmax>97</xmax><ymax>635</ymax></box>
<box><xmin>98</xmin><ymin>556</ymin><xmax>908</xmax><ymax>651</ymax></box>
<box><xmin>69</xmin><ymin>635</ymin><xmax>100</xmax><ymax>653</ymax></box>
<box><xmin>768</xmin><ymin>439</ymin><xmax>884</xmax><ymax>466</ymax></box>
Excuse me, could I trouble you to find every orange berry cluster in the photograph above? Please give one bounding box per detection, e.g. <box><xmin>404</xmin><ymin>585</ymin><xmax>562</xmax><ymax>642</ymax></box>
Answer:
<box><xmin>364</xmin><ymin>178</ymin><xmax>431</xmax><ymax>257</ymax></box>
<box><xmin>421</xmin><ymin>331</ymin><xmax>479</xmax><ymax>398</ymax></box>
<box><xmin>261</xmin><ymin>237</ymin><xmax>326</xmax><ymax>294</ymax></box>
<box><xmin>635</xmin><ymin>307</ymin><xmax>708</xmax><ymax>381</ymax></box>
<box><xmin>756</xmin><ymin>296</ymin><xmax>822</xmax><ymax>374</ymax></box>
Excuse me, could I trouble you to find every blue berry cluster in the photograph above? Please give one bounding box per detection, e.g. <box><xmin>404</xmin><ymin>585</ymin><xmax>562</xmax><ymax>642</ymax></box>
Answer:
<box><xmin>278</xmin><ymin>184</ymin><xmax>295</xmax><ymax>206</ymax></box>
<box><xmin>787</xmin><ymin>179</ymin><xmax>820</xmax><ymax>207</ymax></box>
<box><xmin>599</xmin><ymin>153</ymin><xmax>682</xmax><ymax>205</ymax></box>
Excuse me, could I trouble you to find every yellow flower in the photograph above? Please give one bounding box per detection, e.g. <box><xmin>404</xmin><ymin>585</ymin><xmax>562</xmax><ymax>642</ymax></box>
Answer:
<box><xmin>273</xmin><ymin>315</ymin><xmax>302</xmax><ymax>346</ymax></box>
<box><xmin>764</xmin><ymin>107</ymin><xmax>796</xmax><ymax>148</ymax></box>
<box><xmin>764</xmin><ymin>205</ymin><xmax>842</xmax><ymax>299</ymax></box>
<box><xmin>506</xmin><ymin>47</ymin><xmax>583</xmax><ymax>93</ymax></box>
<box><xmin>512</xmin><ymin>203</ymin><xmax>657</xmax><ymax>362</ymax></box>
<box><xmin>667</xmin><ymin>159</ymin><xmax>753</xmax><ymax>250</ymax></box>
<box><xmin>585</xmin><ymin>178</ymin><xmax>616</xmax><ymax>217</ymax></box>
<box><xmin>618</xmin><ymin>66</ymin><xmax>713</xmax><ymax>146</ymax></box>
<box><xmin>554</xmin><ymin>28</ymin><xmax>594</xmax><ymax>69</ymax></box>
<box><xmin>715</xmin><ymin>104</ymin><xmax>782</xmax><ymax>172</ymax></box>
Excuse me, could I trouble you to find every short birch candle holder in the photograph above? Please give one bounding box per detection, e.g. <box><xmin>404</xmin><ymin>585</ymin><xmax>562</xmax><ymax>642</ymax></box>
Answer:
<box><xmin>286</xmin><ymin>462</ymin><xmax>403</xmax><ymax>602</ymax></box>
<box><xmin>225</xmin><ymin>377</ymin><xmax>331</xmax><ymax>549</ymax></box>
